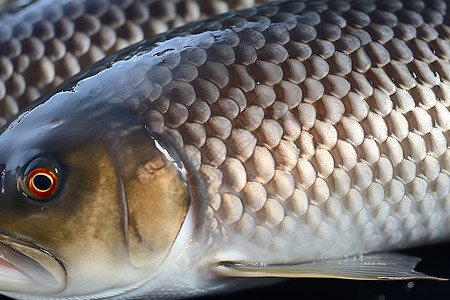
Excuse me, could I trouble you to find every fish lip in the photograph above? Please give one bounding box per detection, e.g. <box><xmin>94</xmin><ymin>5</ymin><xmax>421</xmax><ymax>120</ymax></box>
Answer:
<box><xmin>0</xmin><ymin>230</ymin><xmax>67</xmax><ymax>295</ymax></box>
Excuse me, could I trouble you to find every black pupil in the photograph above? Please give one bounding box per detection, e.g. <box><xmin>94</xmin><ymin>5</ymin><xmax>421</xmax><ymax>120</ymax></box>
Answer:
<box><xmin>33</xmin><ymin>174</ymin><xmax>52</xmax><ymax>191</ymax></box>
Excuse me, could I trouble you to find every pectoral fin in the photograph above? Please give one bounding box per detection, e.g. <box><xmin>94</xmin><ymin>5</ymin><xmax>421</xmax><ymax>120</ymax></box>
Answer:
<box><xmin>214</xmin><ymin>253</ymin><xmax>447</xmax><ymax>281</ymax></box>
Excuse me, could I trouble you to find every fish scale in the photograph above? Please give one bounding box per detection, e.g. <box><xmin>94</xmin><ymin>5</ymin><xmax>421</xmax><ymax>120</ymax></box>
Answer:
<box><xmin>43</xmin><ymin>0</ymin><xmax>448</xmax><ymax>264</ymax></box>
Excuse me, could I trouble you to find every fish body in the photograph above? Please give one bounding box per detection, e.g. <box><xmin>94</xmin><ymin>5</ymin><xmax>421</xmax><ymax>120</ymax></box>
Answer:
<box><xmin>0</xmin><ymin>0</ymin><xmax>448</xmax><ymax>299</ymax></box>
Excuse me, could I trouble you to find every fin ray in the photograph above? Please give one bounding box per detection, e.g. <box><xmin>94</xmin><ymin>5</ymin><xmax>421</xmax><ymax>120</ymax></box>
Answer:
<box><xmin>214</xmin><ymin>253</ymin><xmax>447</xmax><ymax>281</ymax></box>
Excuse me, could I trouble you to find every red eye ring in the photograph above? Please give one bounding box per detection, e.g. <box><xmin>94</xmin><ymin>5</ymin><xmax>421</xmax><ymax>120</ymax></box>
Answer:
<box><xmin>26</xmin><ymin>168</ymin><xmax>58</xmax><ymax>199</ymax></box>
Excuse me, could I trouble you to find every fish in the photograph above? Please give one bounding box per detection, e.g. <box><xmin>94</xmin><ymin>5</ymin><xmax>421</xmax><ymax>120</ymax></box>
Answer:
<box><xmin>0</xmin><ymin>0</ymin><xmax>449</xmax><ymax>299</ymax></box>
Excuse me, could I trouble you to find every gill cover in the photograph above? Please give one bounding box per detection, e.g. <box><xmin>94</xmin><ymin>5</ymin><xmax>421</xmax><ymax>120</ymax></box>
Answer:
<box><xmin>106</xmin><ymin>125</ymin><xmax>191</xmax><ymax>269</ymax></box>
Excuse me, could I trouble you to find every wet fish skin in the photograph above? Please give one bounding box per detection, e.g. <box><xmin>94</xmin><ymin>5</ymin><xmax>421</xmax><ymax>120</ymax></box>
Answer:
<box><xmin>0</xmin><ymin>0</ymin><xmax>270</xmax><ymax>123</ymax></box>
<box><xmin>0</xmin><ymin>0</ymin><xmax>449</xmax><ymax>299</ymax></box>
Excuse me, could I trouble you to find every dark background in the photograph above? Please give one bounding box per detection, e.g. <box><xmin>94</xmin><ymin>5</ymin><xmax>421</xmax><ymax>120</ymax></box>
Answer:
<box><xmin>0</xmin><ymin>242</ymin><xmax>449</xmax><ymax>300</ymax></box>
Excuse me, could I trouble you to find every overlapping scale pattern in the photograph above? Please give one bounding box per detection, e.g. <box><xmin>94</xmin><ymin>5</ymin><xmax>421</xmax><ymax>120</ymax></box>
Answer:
<box><xmin>0</xmin><ymin>0</ymin><xmax>271</xmax><ymax>124</ymax></box>
<box><xmin>102</xmin><ymin>0</ymin><xmax>449</xmax><ymax>261</ymax></box>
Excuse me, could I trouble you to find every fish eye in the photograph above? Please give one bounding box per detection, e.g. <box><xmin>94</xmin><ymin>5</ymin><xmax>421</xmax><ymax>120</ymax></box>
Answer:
<box><xmin>27</xmin><ymin>168</ymin><xmax>58</xmax><ymax>199</ymax></box>
<box><xmin>19</xmin><ymin>157</ymin><xmax>61</xmax><ymax>201</ymax></box>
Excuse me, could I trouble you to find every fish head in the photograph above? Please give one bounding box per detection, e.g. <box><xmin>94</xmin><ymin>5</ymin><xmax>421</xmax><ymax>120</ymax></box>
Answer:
<box><xmin>0</xmin><ymin>88</ymin><xmax>193</xmax><ymax>298</ymax></box>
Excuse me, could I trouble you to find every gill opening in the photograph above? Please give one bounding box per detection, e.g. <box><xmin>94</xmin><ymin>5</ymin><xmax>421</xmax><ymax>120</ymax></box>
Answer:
<box><xmin>116</xmin><ymin>173</ymin><xmax>129</xmax><ymax>252</ymax></box>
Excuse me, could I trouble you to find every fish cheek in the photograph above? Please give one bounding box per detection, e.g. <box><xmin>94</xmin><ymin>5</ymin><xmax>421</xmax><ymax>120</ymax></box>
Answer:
<box><xmin>4</xmin><ymin>142</ymin><xmax>130</xmax><ymax>280</ymax></box>
<box><xmin>0</xmin><ymin>141</ymin><xmax>130</xmax><ymax>292</ymax></box>
<box><xmin>50</xmin><ymin>143</ymin><xmax>130</xmax><ymax>268</ymax></box>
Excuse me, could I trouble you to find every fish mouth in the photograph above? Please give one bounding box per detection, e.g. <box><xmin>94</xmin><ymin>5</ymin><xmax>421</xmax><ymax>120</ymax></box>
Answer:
<box><xmin>0</xmin><ymin>231</ymin><xmax>66</xmax><ymax>294</ymax></box>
